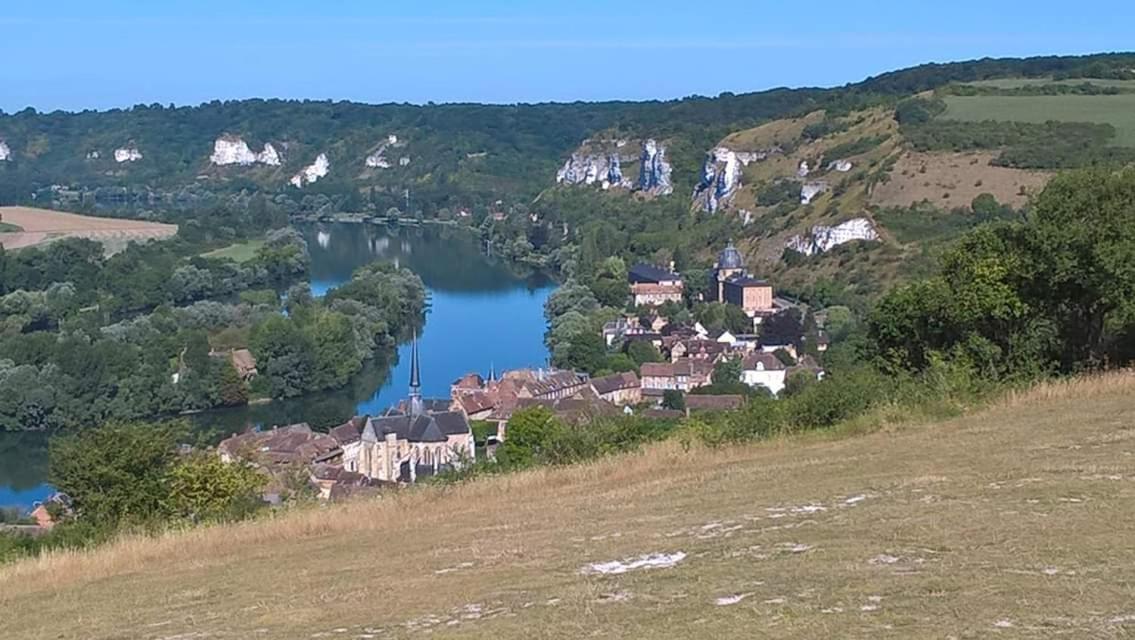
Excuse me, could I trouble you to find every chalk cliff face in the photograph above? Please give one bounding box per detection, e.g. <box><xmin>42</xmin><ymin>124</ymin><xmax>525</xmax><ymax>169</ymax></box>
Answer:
<box><xmin>0</xmin><ymin>141</ymin><xmax>10</xmax><ymax>161</ymax></box>
<box><xmin>556</xmin><ymin>138</ymin><xmax>670</xmax><ymax>194</ymax></box>
<box><xmin>290</xmin><ymin>153</ymin><xmax>330</xmax><ymax>188</ymax></box>
<box><xmin>637</xmin><ymin>139</ymin><xmax>672</xmax><ymax>196</ymax></box>
<box><xmin>556</xmin><ymin>153</ymin><xmax>631</xmax><ymax>190</ymax></box>
<box><xmin>365</xmin><ymin>135</ymin><xmax>401</xmax><ymax>169</ymax></box>
<box><xmin>210</xmin><ymin>137</ymin><xmax>281</xmax><ymax>166</ymax></box>
<box><xmin>694</xmin><ymin>148</ymin><xmax>741</xmax><ymax>212</ymax></box>
<box><xmin>692</xmin><ymin>146</ymin><xmax>779</xmax><ymax>212</ymax></box>
<box><xmin>785</xmin><ymin>217</ymin><xmax>879</xmax><ymax>256</ymax></box>
<box><xmin>800</xmin><ymin>181</ymin><xmax>828</xmax><ymax>205</ymax></box>
<box><xmin>115</xmin><ymin>146</ymin><xmax>143</xmax><ymax>163</ymax></box>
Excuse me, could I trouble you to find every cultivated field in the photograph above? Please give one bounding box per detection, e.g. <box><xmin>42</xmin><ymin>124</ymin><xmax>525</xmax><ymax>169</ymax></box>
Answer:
<box><xmin>3</xmin><ymin>374</ymin><xmax>1135</xmax><ymax>638</ymax></box>
<box><xmin>871</xmin><ymin>150</ymin><xmax>1052</xmax><ymax>209</ymax></box>
<box><xmin>940</xmin><ymin>94</ymin><xmax>1135</xmax><ymax>146</ymax></box>
<box><xmin>0</xmin><ymin>206</ymin><xmax>177</xmax><ymax>253</ymax></box>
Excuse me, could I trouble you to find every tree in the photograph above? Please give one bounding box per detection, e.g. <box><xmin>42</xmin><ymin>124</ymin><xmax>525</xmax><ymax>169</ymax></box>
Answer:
<box><xmin>712</xmin><ymin>356</ymin><xmax>742</xmax><ymax>385</ymax></box>
<box><xmin>499</xmin><ymin>406</ymin><xmax>558</xmax><ymax>468</ymax></box>
<box><xmin>165</xmin><ymin>455</ymin><xmax>266</xmax><ymax>523</ymax></box>
<box><xmin>662</xmin><ymin>390</ymin><xmax>686</xmax><ymax>411</ymax></box>
<box><xmin>562</xmin><ymin>331</ymin><xmax>608</xmax><ymax>374</ymax></box>
<box><xmin>48</xmin><ymin>421</ymin><xmax>182</xmax><ymax>526</ymax></box>
<box><xmin>761</xmin><ymin>309</ymin><xmax>805</xmax><ymax>346</ymax></box>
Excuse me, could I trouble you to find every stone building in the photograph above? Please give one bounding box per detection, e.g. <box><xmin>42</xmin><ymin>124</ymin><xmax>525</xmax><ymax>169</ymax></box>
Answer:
<box><xmin>338</xmin><ymin>334</ymin><xmax>475</xmax><ymax>482</ymax></box>
<box><xmin>629</xmin><ymin>264</ymin><xmax>685</xmax><ymax>307</ymax></box>
<box><xmin>589</xmin><ymin>371</ymin><xmax>642</xmax><ymax>406</ymax></box>
<box><xmin>711</xmin><ymin>241</ymin><xmax>775</xmax><ymax>318</ymax></box>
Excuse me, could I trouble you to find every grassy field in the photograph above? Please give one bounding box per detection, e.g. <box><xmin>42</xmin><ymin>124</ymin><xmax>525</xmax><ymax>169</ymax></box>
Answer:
<box><xmin>3</xmin><ymin>374</ymin><xmax>1135</xmax><ymax>638</ymax></box>
<box><xmin>0</xmin><ymin>221</ymin><xmax>22</xmax><ymax>232</ymax></box>
<box><xmin>940</xmin><ymin>94</ymin><xmax>1135</xmax><ymax>146</ymax></box>
<box><xmin>201</xmin><ymin>239</ymin><xmax>265</xmax><ymax>262</ymax></box>
<box><xmin>0</xmin><ymin>206</ymin><xmax>177</xmax><ymax>253</ymax></box>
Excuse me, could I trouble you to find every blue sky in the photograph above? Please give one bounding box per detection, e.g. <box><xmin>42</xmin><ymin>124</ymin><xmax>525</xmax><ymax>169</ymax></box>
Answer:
<box><xmin>0</xmin><ymin>0</ymin><xmax>1130</xmax><ymax>112</ymax></box>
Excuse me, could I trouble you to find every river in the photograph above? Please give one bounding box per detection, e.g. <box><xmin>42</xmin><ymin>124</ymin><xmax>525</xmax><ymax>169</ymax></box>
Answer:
<box><xmin>0</xmin><ymin>223</ymin><xmax>555</xmax><ymax>512</ymax></box>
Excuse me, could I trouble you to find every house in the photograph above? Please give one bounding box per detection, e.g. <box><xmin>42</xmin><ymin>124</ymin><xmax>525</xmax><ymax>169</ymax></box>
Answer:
<box><xmin>668</xmin><ymin>338</ymin><xmax>728</xmax><ymax>363</ymax></box>
<box><xmin>640</xmin><ymin>358</ymin><xmax>714</xmax><ymax>393</ymax></box>
<box><xmin>629</xmin><ymin>264</ymin><xmax>684</xmax><ymax>307</ymax></box>
<box><xmin>230</xmin><ymin>349</ymin><xmax>258</xmax><ymax>380</ymax></box>
<box><xmin>759</xmin><ymin>341</ymin><xmax>799</xmax><ymax>361</ymax></box>
<box><xmin>217</xmin><ymin>423</ymin><xmax>339</xmax><ymax>466</ymax></box>
<box><xmin>516</xmin><ymin>387</ymin><xmax>622</xmax><ymax>425</ymax></box>
<box><xmin>741</xmin><ymin>352</ymin><xmax>788</xmax><ymax>395</ymax></box>
<box><xmin>589</xmin><ymin>371</ymin><xmax>641</xmax><ymax>406</ymax></box>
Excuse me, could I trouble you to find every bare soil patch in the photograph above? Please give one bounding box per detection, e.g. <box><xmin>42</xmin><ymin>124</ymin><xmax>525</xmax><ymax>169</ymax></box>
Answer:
<box><xmin>0</xmin><ymin>206</ymin><xmax>177</xmax><ymax>253</ymax></box>
<box><xmin>871</xmin><ymin>151</ymin><xmax>1051</xmax><ymax>209</ymax></box>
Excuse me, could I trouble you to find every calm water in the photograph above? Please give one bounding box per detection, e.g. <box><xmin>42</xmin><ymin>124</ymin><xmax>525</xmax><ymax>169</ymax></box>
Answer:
<box><xmin>0</xmin><ymin>223</ymin><xmax>555</xmax><ymax>511</ymax></box>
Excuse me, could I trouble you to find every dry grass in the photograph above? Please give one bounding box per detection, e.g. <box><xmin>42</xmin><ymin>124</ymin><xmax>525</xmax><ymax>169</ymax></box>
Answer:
<box><xmin>870</xmin><ymin>151</ymin><xmax>1051</xmax><ymax>209</ymax></box>
<box><xmin>0</xmin><ymin>206</ymin><xmax>177</xmax><ymax>252</ymax></box>
<box><xmin>4</xmin><ymin>373</ymin><xmax>1135</xmax><ymax>638</ymax></box>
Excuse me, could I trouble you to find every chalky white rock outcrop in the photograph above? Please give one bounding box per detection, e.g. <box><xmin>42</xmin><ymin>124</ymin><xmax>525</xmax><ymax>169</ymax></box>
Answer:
<box><xmin>365</xmin><ymin>135</ymin><xmax>402</xmax><ymax>169</ymax></box>
<box><xmin>638</xmin><ymin>139</ymin><xmax>673</xmax><ymax>196</ymax></box>
<box><xmin>0</xmin><ymin>141</ymin><xmax>10</xmax><ymax>161</ymax></box>
<box><xmin>785</xmin><ymin>217</ymin><xmax>879</xmax><ymax>256</ymax></box>
<box><xmin>828</xmin><ymin>159</ymin><xmax>853</xmax><ymax>173</ymax></box>
<box><xmin>290</xmin><ymin>153</ymin><xmax>330</xmax><ymax>188</ymax></box>
<box><xmin>800</xmin><ymin>182</ymin><xmax>828</xmax><ymax>205</ymax></box>
<box><xmin>115</xmin><ymin>146</ymin><xmax>143</xmax><ymax>163</ymax></box>
<box><xmin>556</xmin><ymin>153</ymin><xmax>630</xmax><ymax>190</ymax></box>
<box><xmin>694</xmin><ymin>147</ymin><xmax>743</xmax><ymax>213</ymax></box>
<box><xmin>210</xmin><ymin>137</ymin><xmax>281</xmax><ymax>166</ymax></box>
<box><xmin>556</xmin><ymin>138</ymin><xmax>672</xmax><ymax>195</ymax></box>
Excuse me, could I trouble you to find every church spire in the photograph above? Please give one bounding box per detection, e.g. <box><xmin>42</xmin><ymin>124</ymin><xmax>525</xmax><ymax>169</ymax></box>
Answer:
<box><xmin>488</xmin><ymin>361</ymin><xmax>496</xmax><ymax>383</ymax></box>
<box><xmin>409</xmin><ymin>329</ymin><xmax>423</xmax><ymax>416</ymax></box>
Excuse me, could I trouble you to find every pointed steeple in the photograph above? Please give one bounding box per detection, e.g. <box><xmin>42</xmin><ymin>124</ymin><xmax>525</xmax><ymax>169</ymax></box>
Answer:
<box><xmin>409</xmin><ymin>329</ymin><xmax>424</xmax><ymax>416</ymax></box>
<box><xmin>488</xmin><ymin>361</ymin><xmax>497</xmax><ymax>383</ymax></box>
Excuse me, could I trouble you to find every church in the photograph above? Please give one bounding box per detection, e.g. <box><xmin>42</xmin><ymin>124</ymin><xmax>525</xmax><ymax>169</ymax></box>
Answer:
<box><xmin>337</xmin><ymin>333</ymin><xmax>475</xmax><ymax>483</ymax></box>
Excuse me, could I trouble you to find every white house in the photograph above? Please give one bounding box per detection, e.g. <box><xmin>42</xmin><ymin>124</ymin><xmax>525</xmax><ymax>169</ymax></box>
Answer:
<box><xmin>741</xmin><ymin>352</ymin><xmax>788</xmax><ymax>395</ymax></box>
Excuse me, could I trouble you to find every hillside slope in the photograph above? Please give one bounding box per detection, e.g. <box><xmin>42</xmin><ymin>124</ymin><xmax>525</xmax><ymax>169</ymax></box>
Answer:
<box><xmin>3</xmin><ymin>375</ymin><xmax>1135</xmax><ymax>638</ymax></box>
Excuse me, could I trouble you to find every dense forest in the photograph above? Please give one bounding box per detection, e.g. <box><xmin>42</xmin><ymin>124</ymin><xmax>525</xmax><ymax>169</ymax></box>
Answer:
<box><xmin>1</xmin><ymin>53</ymin><xmax>1131</xmax><ymax>218</ymax></box>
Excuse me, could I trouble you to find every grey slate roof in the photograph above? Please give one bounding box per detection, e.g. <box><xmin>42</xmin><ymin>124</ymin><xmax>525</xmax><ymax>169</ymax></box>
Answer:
<box><xmin>629</xmin><ymin>263</ymin><xmax>680</xmax><ymax>284</ymax></box>
<box><xmin>361</xmin><ymin>411</ymin><xmax>470</xmax><ymax>444</ymax></box>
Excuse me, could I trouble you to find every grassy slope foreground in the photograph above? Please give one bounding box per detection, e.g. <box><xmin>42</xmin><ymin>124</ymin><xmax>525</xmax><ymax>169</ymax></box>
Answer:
<box><xmin>3</xmin><ymin>375</ymin><xmax>1135</xmax><ymax>638</ymax></box>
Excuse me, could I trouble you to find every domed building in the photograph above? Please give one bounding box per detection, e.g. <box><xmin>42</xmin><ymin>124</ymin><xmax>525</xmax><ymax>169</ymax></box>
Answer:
<box><xmin>712</xmin><ymin>241</ymin><xmax>747</xmax><ymax>301</ymax></box>
<box><xmin>711</xmin><ymin>241</ymin><xmax>775</xmax><ymax>320</ymax></box>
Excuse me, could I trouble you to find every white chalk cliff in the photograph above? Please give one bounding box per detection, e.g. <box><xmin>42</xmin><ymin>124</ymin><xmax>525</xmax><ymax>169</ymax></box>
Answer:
<box><xmin>115</xmin><ymin>146</ymin><xmax>143</xmax><ymax>163</ymax></box>
<box><xmin>638</xmin><ymin>139</ymin><xmax>673</xmax><ymax>196</ymax></box>
<box><xmin>556</xmin><ymin>152</ymin><xmax>631</xmax><ymax>191</ymax></box>
<box><xmin>556</xmin><ymin>138</ymin><xmax>672</xmax><ymax>195</ymax></box>
<box><xmin>785</xmin><ymin>218</ymin><xmax>879</xmax><ymax>256</ymax></box>
<box><xmin>210</xmin><ymin>137</ymin><xmax>281</xmax><ymax>166</ymax></box>
<box><xmin>290</xmin><ymin>153</ymin><xmax>330</xmax><ymax>188</ymax></box>
<box><xmin>800</xmin><ymin>182</ymin><xmax>828</xmax><ymax>205</ymax></box>
<box><xmin>365</xmin><ymin>135</ymin><xmax>402</xmax><ymax>169</ymax></box>
<box><xmin>694</xmin><ymin>148</ymin><xmax>741</xmax><ymax>213</ymax></box>
<box><xmin>0</xmin><ymin>141</ymin><xmax>10</xmax><ymax>161</ymax></box>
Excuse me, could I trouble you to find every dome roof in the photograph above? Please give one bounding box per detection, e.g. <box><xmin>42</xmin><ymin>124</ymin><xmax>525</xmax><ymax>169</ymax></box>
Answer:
<box><xmin>717</xmin><ymin>241</ymin><xmax>744</xmax><ymax>270</ymax></box>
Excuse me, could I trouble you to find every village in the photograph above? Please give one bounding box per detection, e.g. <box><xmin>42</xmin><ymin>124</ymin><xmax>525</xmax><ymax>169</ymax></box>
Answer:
<box><xmin>185</xmin><ymin>241</ymin><xmax>830</xmax><ymax>503</ymax></box>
